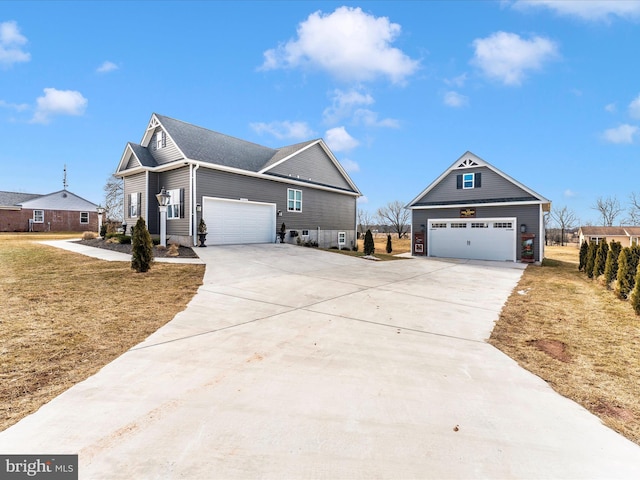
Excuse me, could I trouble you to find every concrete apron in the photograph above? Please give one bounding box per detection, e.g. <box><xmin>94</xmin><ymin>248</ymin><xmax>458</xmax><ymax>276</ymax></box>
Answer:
<box><xmin>2</xmin><ymin>244</ymin><xmax>640</xmax><ymax>479</ymax></box>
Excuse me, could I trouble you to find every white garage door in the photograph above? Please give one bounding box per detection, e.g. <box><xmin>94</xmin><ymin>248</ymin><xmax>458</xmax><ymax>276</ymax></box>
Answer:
<box><xmin>202</xmin><ymin>197</ymin><xmax>276</xmax><ymax>245</ymax></box>
<box><xmin>428</xmin><ymin>218</ymin><xmax>516</xmax><ymax>262</ymax></box>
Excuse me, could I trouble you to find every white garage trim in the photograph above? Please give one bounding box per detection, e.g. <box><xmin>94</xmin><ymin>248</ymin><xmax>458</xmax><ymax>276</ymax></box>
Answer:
<box><xmin>428</xmin><ymin>217</ymin><xmax>517</xmax><ymax>262</ymax></box>
<box><xmin>202</xmin><ymin>197</ymin><xmax>276</xmax><ymax>245</ymax></box>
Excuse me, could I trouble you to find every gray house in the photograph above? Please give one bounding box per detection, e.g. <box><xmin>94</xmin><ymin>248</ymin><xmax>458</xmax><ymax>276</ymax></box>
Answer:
<box><xmin>407</xmin><ymin>151</ymin><xmax>551</xmax><ymax>263</ymax></box>
<box><xmin>115</xmin><ymin>113</ymin><xmax>361</xmax><ymax>248</ymax></box>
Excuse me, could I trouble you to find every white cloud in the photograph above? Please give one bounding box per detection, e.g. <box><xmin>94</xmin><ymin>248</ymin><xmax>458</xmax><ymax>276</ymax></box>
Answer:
<box><xmin>31</xmin><ymin>88</ymin><xmax>88</xmax><ymax>124</ymax></box>
<box><xmin>443</xmin><ymin>91</ymin><xmax>469</xmax><ymax>107</ymax></box>
<box><xmin>97</xmin><ymin>61</ymin><xmax>118</xmax><ymax>73</ymax></box>
<box><xmin>564</xmin><ymin>189</ymin><xmax>577</xmax><ymax>198</ymax></box>
<box><xmin>0</xmin><ymin>99</ymin><xmax>29</xmax><ymax>111</ymax></box>
<box><xmin>340</xmin><ymin>158</ymin><xmax>360</xmax><ymax>173</ymax></box>
<box><xmin>629</xmin><ymin>94</ymin><xmax>640</xmax><ymax>119</ymax></box>
<box><xmin>471</xmin><ymin>31</ymin><xmax>559</xmax><ymax>86</ymax></box>
<box><xmin>323</xmin><ymin>88</ymin><xmax>374</xmax><ymax>124</ymax></box>
<box><xmin>260</xmin><ymin>6</ymin><xmax>419</xmax><ymax>84</ymax></box>
<box><xmin>444</xmin><ymin>73</ymin><xmax>468</xmax><ymax>88</ymax></box>
<box><xmin>357</xmin><ymin>195</ymin><xmax>369</xmax><ymax>204</ymax></box>
<box><xmin>353</xmin><ymin>108</ymin><xmax>400</xmax><ymax>128</ymax></box>
<box><xmin>249</xmin><ymin>120</ymin><xmax>315</xmax><ymax>140</ymax></box>
<box><xmin>602</xmin><ymin>124</ymin><xmax>639</xmax><ymax>144</ymax></box>
<box><xmin>605</xmin><ymin>102</ymin><xmax>617</xmax><ymax>113</ymax></box>
<box><xmin>0</xmin><ymin>21</ymin><xmax>30</xmax><ymax>67</ymax></box>
<box><xmin>325</xmin><ymin>126</ymin><xmax>359</xmax><ymax>152</ymax></box>
<box><xmin>512</xmin><ymin>0</ymin><xmax>640</xmax><ymax>22</ymax></box>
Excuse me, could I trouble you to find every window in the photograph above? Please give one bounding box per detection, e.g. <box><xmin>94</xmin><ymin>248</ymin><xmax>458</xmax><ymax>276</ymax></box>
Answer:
<box><xmin>302</xmin><ymin>229</ymin><xmax>309</xmax><ymax>236</ymax></box>
<box><xmin>33</xmin><ymin>210</ymin><xmax>44</xmax><ymax>223</ymax></box>
<box><xmin>287</xmin><ymin>188</ymin><xmax>302</xmax><ymax>212</ymax></box>
<box><xmin>129</xmin><ymin>193</ymin><xmax>140</xmax><ymax>218</ymax></box>
<box><xmin>155</xmin><ymin>130</ymin><xmax>166</xmax><ymax>150</ymax></box>
<box><xmin>471</xmin><ymin>222</ymin><xmax>488</xmax><ymax>228</ymax></box>
<box><xmin>456</xmin><ymin>172</ymin><xmax>481</xmax><ymax>190</ymax></box>
<box><xmin>450</xmin><ymin>222</ymin><xmax>467</xmax><ymax>228</ymax></box>
<box><xmin>338</xmin><ymin>232</ymin><xmax>346</xmax><ymax>245</ymax></box>
<box><xmin>431</xmin><ymin>223</ymin><xmax>447</xmax><ymax>229</ymax></box>
<box><xmin>167</xmin><ymin>189</ymin><xmax>182</xmax><ymax>219</ymax></box>
<box><xmin>80</xmin><ymin>212</ymin><xmax>89</xmax><ymax>224</ymax></box>
<box><xmin>494</xmin><ymin>222</ymin><xmax>513</xmax><ymax>229</ymax></box>
<box><xmin>463</xmin><ymin>173</ymin><xmax>474</xmax><ymax>189</ymax></box>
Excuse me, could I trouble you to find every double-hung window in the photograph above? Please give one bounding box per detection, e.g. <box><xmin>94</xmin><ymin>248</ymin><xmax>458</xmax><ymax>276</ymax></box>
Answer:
<box><xmin>463</xmin><ymin>173</ymin><xmax>474</xmax><ymax>189</ymax></box>
<box><xmin>155</xmin><ymin>130</ymin><xmax>166</xmax><ymax>150</ymax></box>
<box><xmin>287</xmin><ymin>188</ymin><xmax>302</xmax><ymax>212</ymax></box>
<box><xmin>80</xmin><ymin>212</ymin><xmax>89</xmax><ymax>224</ymax></box>
<box><xmin>129</xmin><ymin>193</ymin><xmax>140</xmax><ymax>218</ymax></box>
<box><xmin>33</xmin><ymin>210</ymin><xmax>44</xmax><ymax>223</ymax></box>
<box><xmin>167</xmin><ymin>189</ymin><xmax>182</xmax><ymax>219</ymax></box>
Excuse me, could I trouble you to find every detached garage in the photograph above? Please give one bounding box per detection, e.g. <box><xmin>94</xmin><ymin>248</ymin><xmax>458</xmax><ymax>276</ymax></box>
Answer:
<box><xmin>407</xmin><ymin>152</ymin><xmax>550</xmax><ymax>263</ymax></box>
<box><xmin>202</xmin><ymin>197</ymin><xmax>275</xmax><ymax>245</ymax></box>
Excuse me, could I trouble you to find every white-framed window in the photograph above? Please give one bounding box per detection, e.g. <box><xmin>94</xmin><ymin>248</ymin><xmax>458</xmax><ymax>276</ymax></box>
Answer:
<box><xmin>129</xmin><ymin>193</ymin><xmax>140</xmax><ymax>218</ymax></box>
<box><xmin>338</xmin><ymin>231</ymin><xmax>346</xmax><ymax>245</ymax></box>
<box><xmin>494</xmin><ymin>222</ymin><xmax>513</xmax><ymax>229</ymax></box>
<box><xmin>302</xmin><ymin>229</ymin><xmax>309</xmax><ymax>236</ymax></box>
<box><xmin>80</xmin><ymin>212</ymin><xmax>89</xmax><ymax>224</ymax></box>
<box><xmin>155</xmin><ymin>130</ymin><xmax>166</xmax><ymax>150</ymax></box>
<box><xmin>431</xmin><ymin>223</ymin><xmax>447</xmax><ymax>229</ymax></box>
<box><xmin>167</xmin><ymin>189</ymin><xmax>182</xmax><ymax>219</ymax></box>
<box><xmin>463</xmin><ymin>173</ymin><xmax>474</xmax><ymax>189</ymax></box>
<box><xmin>33</xmin><ymin>210</ymin><xmax>44</xmax><ymax>223</ymax></box>
<box><xmin>471</xmin><ymin>222</ymin><xmax>488</xmax><ymax>228</ymax></box>
<box><xmin>451</xmin><ymin>222</ymin><xmax>467</xmax><ymax>228</ymax></box>
<box><xmin>287</xmin><ymin>188</ymin><xmax>302</xmax><ymax>212</ymax></box>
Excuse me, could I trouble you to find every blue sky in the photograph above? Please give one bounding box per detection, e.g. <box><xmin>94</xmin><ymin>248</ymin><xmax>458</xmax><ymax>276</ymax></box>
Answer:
<box><xmin>1</xmin><ymin>1</ymin><xmax>639</xmax><ymax>225</ymax></box>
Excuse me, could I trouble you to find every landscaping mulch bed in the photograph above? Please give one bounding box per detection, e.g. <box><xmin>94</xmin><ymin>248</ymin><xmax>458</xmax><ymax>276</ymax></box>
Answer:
<box><xmin>76</xmin><ymin>238</ymin><xmax>199</xmax><ymax>258</ymax></box>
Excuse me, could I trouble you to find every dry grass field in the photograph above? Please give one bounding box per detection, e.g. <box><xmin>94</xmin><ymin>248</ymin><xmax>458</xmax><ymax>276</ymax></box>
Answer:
<box><xmin>491</xmin><ymin>244</ymin><xmax>640</xmax><ymax>445</ymax></box>
<box><xmin>0</xmin><ymin>233</ymin><xmax>204</xmax><ymax>431</ymax></box>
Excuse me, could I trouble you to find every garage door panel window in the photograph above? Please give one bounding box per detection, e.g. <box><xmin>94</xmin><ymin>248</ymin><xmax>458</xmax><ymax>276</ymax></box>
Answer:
<box><xmin>494</xmin><ymin>222</ymin><xmax>513</xmax><ymax>229</ymax></box>
<box><xmin>432</xmin><ymin>223</ymin><xmax>447</xmax><ymax>229</ymax></box>
<box><xmin>451</xmin><ymin>223</ymin><xmax>467</xmax><ymax>228</ymax></box>
<box><xmin>471</xmin><ymin>222</ymin><xmax>488</xmax><ymax>228</ymax></box>
<box><xmin>287</xmin><ymin>188</ymin><xmax>302</xmax><ymax>212</ymax></box>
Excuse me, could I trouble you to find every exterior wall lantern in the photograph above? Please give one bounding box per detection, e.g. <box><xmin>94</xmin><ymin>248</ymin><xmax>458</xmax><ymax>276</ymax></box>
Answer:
<box><xmin>156</xmin><ymin>186</ymin><xmax>172</xmax><ymax>247</ymax></box>
<box><xmin>520</xmin><ymin>224</ymin><xmax>527</xmax><ymax>233</ymax></box>
<box><xmin>96</xmin><ymin>205</ymin><xmax>105</xmax><ymax>236</ymax></box>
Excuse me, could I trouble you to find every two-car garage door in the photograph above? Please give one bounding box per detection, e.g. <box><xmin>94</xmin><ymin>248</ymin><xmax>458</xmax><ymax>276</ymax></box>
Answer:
<box><xmin>202</xmin><ymin>197</ymin><xmax>276</xmax><ymax>245</ymax></box>
<box><xmin>428</xmin><ymin>217</ymin><xmax>516</xmax><ymax>262</ymax></box>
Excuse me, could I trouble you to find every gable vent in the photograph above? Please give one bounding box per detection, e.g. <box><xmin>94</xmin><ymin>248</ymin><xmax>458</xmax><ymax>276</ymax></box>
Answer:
<box><xmin>457</xmin><ymin>158</ymin><xmax>479</xmax><ymax>168</ymax></box>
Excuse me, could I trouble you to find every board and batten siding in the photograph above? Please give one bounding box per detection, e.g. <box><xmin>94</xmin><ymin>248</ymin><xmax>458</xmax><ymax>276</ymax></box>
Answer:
<box><xmin>266</xmin><ymin>143</ymin><xmax>353</xmax><ymax>191</ymax></box>
<box><xmin>196</xmin><ymin>168</ymin><xmax>356</xmax><ymax>231</ymax></box>
<box><xmin>412</xmin><ymin>203</ymin><xmax>542</xmax><ymax>260</ymax></box>
<box><xmin>124</xmin><ymin>172</ymin><xmax>147</xmax><ymax>225</ymax></box>
<box><xmin>416</xmin><ymin>167</ymin><xmax>534</xmax><ymax>205</ymax></box>
<box><xmin>148</xmin><ymin>127</ymin><xmax>183</xmax><ymax>165</ymax></box>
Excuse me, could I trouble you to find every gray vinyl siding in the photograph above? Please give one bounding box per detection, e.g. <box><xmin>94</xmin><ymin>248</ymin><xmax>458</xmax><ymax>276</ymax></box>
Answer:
<box><xmin>157</xmin><ymin>167</ymin><xmax>191</xmax><ymax>236</ymax></box>
<box><xmin>196</xmin><ymin>168</ymin><xmax>356</xmax><ymax>231</ymax></box>
<box><xmin>412</xmin><ymin>204</ymin><xmax>542</xmax><ymax>260</ymax></box>
<box><xmin>149</xmin><ymin>127</ymin><xmax>183</xmax><ymax>165</ymax></box>
<box><xmin>124</xmin><ymin>172</ymin><xmax>147</xmax><ymax>224</ymax></box>
<box><xmin>125</xmin><ymin>153</ymin><xmax>140</xmax><ymax>170</ymax></box>
<box><xmin>416</xmin><ymin>167</ymin><xmax>533</xmax><ymax>205</ymax></box>
<box><xmin>266</xmin><ymin>143</ymin><xmax>353</xmax><ymax>191</ymax></box>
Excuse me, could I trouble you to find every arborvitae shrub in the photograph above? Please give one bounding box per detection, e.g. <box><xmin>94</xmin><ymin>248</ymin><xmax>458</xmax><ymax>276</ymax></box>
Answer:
<box><xmin>604</xmin><ymin>241</ymin><xmax>622</xmax><ymax>287</ymax></box>
<box><xmin>364</xmin><ymin>229</ymin><xmax>375</xmax><ymax>256</ymax></box>
<box><xmin>386</xmin><ymin>234</ymin><xmax>392</xmax><ymax>254</ymax></box>
<box><xmin>131</xmin><ymin>216</ymin><xmax>154</xmax><ymax>273</ymax></box>
<box><xmin>585</xmin><ymin>241</ymin><xmax>598</xmax><ymax>279</ymax></box>
<box><xmin>594</xmin><ymin>240</ymin><xmax>609</xmax><ymax>278</ymax></box>
<box><xmin>616</xmin><ymin>247</ymin><xmax>634</xmax><ymax>299</ymax></box>
<box><xmin>630</xmin><ymin>267</ymin><xmax>640</xmax><ymax>315</ymax></box>
<box><xmin>578</xmin><ymin>240</ymin><xmax>588</xmax><ymax>271</ymax></box>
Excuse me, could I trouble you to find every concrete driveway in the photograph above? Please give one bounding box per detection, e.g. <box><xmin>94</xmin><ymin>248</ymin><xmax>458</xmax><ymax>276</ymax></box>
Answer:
<box><xmin>2</xmin><ymin>244</ymin><xmax>640</xmax><ymax>479</ymax></box>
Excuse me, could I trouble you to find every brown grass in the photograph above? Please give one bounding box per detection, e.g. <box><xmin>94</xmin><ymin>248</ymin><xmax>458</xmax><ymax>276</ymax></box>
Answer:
<box><xmin>337</xmin><ymin>233</ymin><xmax>412</xmax><ymax>260</ymax></box>
<box><xmin>0</xmin><ymin>233</ymin><xmax>204</xmax><ymax>431</ymax></box>
<box><xmin>490</xmin><ymin>244</ymin><xmax>640</xmax><ymax>444</ymax></box>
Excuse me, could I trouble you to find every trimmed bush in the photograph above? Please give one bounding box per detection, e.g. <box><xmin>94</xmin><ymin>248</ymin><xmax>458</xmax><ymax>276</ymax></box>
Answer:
<box><xmin>131</xmin><ymin>216</ymin><xmax>154</xmax><ymax>273</ymax></box>
<box><xmin>585</xmin><ymin>241</ymin><xmax>598</xmax><ymax>279</ymax></box>
<box><xmin>594</xmin><ymin>240</ymin><xmax>609</xmax><ymax>278</ymax></box>
<box><xmin>631</xmin><ymin>266</ymin><xmax>640</xmax><ymax>314</ymax></box>
<box><xmin>386</xmin><ymin>234</ymin><xmax>392</xmax><ymax>254</ymax></box>
<box><xmin>616</xmin><ymin>247</ymin><xmax>639</xmax><ymax>300</ymax></box>
<box><xmin>82</xmin><ymin>231</ymin><xmax>97</xmax><ymax>240</ymax></box>
<box><xmin>364</xmin><ymin>229</ymin><xmax>375</xmax><ymax>256</ymax></box>
<box><xmin>604</xmin><ymin>240</ymin><xmax>622</xmax><ymax>287</ymax></box>
<box><xmin>578</xmin><ymin>240</ymin><xmax>588</xmax><ymax>271</ymax></box>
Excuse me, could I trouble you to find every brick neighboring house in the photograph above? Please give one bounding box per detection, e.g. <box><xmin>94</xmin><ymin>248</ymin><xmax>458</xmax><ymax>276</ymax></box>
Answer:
<box><xmin>0</xmin><ymin>190</ymin><xmax>99</xmax><ymax>232</ymax></box>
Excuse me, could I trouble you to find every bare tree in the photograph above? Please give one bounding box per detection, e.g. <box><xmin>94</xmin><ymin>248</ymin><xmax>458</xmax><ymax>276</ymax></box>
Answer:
<box><xmin>103</xmin><ymin>174</ymin><xmax>124</xmax><ymax>222</ymax></box>
<box><xmin>550</xmin><ymin>205</ymin><xmax>577</xmax><ymax>246</ymax></box>
<box><xmin>628</xmin><ymin>192</ymin><xmax>640</xmax><ymax>225</ymax></box>
<box><xmin>357</xmin><ymin>209</ymin><xmax>375</xmax><ymax>236</ymax></box>
<box><xmin>592</xmin><ymin>195</ymin><xmax>623</xmax><ymax>227</ymax></box>
<box><xmin>376</xmin><ymin>200</ymin><xmax>410</xmax><ymax>239</ymax></box>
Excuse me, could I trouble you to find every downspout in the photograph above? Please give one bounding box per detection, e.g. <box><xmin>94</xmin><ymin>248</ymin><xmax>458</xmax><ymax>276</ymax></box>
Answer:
<box><xmin>145</xmin><ymin>170</ymin><xmax>150</xmax><ymax>227</ymax></box>
<box><xmin>191</xmin><ymin>163</ymin><xmax>199</xmax><ymax>246</ymax></box>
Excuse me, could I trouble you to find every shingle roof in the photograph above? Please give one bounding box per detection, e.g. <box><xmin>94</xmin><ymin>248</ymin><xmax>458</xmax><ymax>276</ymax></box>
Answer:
<box><xmin>0</xmin><ymin>191</ymin><xmax>41</xmax><ymax>206</ymax></box>
<box><xmin>19</xmin><ymin>190</ymin><xmax>97</xmax><ymax>211</ymax></box>
<box><xmin>156</xmin><ymin>114</ymin><xmax>278</xmax><ymax>172</ymax></box>
<box><xmin>129</xmin><ymin>143</ymin><xmax>157</xmax><ymax>167</ymax></box>
<box><xmin>579</xmin><ymin>226</ymin><xmax>628</xmax><ymax>236</ymax></box>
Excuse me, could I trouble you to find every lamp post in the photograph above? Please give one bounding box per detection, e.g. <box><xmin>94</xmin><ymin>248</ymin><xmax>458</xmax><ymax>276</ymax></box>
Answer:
<box><xmin>96</xmin><ymin>205</ymin><xmax>105</xmax><ymax>236</ymax></box>
<box><xmin>156</xmin><ymin>187</ymin><xmax>171</xmax><ymax>247</ymax></box>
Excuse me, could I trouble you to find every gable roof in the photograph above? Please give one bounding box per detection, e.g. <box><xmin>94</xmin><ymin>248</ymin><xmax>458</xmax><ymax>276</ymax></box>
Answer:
<box><xmin>117</xmin><ymin>113</ymin><xmax>360</xmax><ymax>195</ymax></box>
<box><xmin>0</xmin><ymin>191</ymin><xmax>41</xmax><ymax>207</ymax></box>
<box><xmin>407</xmin><ymin>151</ymin><xmax>551</xmax><ymax>210</ymax></box>
<box><xmin>19</xmin><ymin>190</ymin><xmax>97</xmax><ymax>211</ymax></box>
<box><xmin>579</xmin><ymin>226</ymin><xmax>640</xmax><ymax>237</ymax></box>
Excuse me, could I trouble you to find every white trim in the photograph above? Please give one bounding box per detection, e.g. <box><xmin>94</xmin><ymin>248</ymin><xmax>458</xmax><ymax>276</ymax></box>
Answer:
<box><xmin>410</xmin><ymin>199</ymin><xmax>547</xmax><ymax>210</ymax></box>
